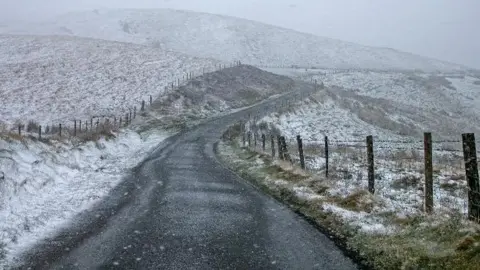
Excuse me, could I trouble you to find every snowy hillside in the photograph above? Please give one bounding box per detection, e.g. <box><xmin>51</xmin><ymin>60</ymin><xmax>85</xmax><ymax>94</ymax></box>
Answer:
<box><xmin>0</xmin><ymin>130</ymin><xmax>168</xmax><ymax>267</ymax></box>
<box><xmin>248</xmin><ymin>87</ymin><xmax>475</xmax><ymax>241</ymax></box>
<box><xmin>260</xmin><ymin>86</ymin><xmax>480</xmax><ymax>145</ymax></box>
<box><xmin>263</xmin><ymin>68</ymin><xmax>480</xmax><ymax>131</ymax></box>
<box><xmin>0</xmin><ymin>9</ymin><xmax>468</xmax><ymax>71</ymax></box>
<box><xmin>0</xmin><ymin>34</ymin><xmax>222</xmax><ymax>127</ymax></box>
<box><xmin>141</xmin><ymin>65</ymin><xmax>294</xmax><ymax>129</ymax></box>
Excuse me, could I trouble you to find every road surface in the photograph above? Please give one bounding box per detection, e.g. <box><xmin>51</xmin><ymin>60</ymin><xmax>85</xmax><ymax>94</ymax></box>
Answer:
<box><xmin>16</xmin><ymin>89</ymin><xmax>358</xmax><ymax>270</ymax></box>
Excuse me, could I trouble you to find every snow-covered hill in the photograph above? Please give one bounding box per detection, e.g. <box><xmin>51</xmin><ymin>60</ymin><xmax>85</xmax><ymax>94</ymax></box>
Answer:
<box><xmin>0</xmin><ymin>34</ymin><xmax>222</xmax><ymax>127</ymax></box>
<box><xmin>0</xmin><ymin>9</ymin><xmax>468</xmax><ymax>71</ymax></box>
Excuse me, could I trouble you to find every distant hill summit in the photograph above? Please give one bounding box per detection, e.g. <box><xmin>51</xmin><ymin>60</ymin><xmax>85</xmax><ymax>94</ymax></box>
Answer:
<box><xmin>0</xmin><ymin>8</ymin><xmax>468</xmax><ymax>71</ymax></box>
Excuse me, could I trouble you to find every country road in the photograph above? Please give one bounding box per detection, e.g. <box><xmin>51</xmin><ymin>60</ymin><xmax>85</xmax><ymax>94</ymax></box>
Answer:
<box><xmin>16</xmin><ymin>87</ymin><xmax>358</xmax><ymax>270</ymax></box>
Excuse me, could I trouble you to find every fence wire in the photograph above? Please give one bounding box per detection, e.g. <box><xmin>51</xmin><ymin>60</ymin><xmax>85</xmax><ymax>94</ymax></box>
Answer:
<box><xmin>237</xmin><ymin>122</ymin><xmax>479</xmax><ymax>220</ymax></box>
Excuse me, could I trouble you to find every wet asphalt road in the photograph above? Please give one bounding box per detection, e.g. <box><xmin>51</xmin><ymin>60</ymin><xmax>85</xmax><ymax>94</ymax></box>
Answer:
<box><xmin>17</xmin><ymin>86</ymin><xmax>358</xmax><ymax>270</ymax></box>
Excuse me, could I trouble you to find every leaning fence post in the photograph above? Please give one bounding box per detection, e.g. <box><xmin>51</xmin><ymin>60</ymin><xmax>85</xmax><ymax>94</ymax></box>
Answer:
<box><xmin>325</xmin><ymin>136</ymin><xmax>329</xmax><ymax>178</ymax></box>
<box><xmin>38</xmin><ymin>125</ymin><xmax>41</xmax><ymax>139</ymax></box>
<box><xmin>297</xmin><ymin>135</ymin><xmax>305</xmax><ymax>169</ymax></box>
<box><xmin>141</xmin><ymin>100</ymin><xmax>145</xmax><ymax>111</ymax></box>
<box><xmin>74</xmin><ymin>120</ymin><xmax>77</xmax><ymax>136</ymax></box>
<box><xmin>18</xmin><ymin>125</ymin><xmax>21</xmax><ymax>136</ymax></box>
<box><xmin>366</xmin><ymin>135</ymin><xmax>375</xmax><ymax>194</ymax></box>
<box><xmin>271</xmin><ymin>135</ymin><xmax>276</xmax><ymax>157</ymax></box>
<box><xmin>254</xmin><ymin>133</ymin><xmax>257</xmax><ymax>148</ymax></box>
<box><xmin>462</xmin><ymin>133</ymin><xmax>480</xmax><ymax>221</ymax></box>
<box><xmin>247</xmin><ymin>131</ymin><xmax>252</xmax><ymax>148</ymax></box>
<box><xmin>424</xmin><ymin>132</ymin><xmax>433</xmax><ymax>214</ymax></box>
<box><xmin>59</xmin><ymin>124</ymin><xmax>62</xmax><ymax>137</ymax></box>
<box><xmin>262</xmin><ymin>134</ymin><xmax>266</xmax><ymax>152</ymax></box>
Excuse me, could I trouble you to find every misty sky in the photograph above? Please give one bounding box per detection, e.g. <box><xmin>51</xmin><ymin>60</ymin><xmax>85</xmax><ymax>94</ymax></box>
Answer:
<box><xmin>1</xmin><ymin>0</ymin><xmax>479</xmax><ymax>69</ymax></box>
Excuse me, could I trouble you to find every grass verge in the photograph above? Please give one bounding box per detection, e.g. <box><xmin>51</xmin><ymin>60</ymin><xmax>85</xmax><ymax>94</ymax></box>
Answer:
<box><xmin>216</xmin><ymin>138</ymin><xmax>480</xmax><ymax>270</ymax></box>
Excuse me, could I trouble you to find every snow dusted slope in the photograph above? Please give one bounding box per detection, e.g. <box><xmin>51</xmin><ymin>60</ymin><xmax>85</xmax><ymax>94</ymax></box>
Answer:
<box><xmin>0</xmin><ymin>130</ymin><xmax>168</xmax><ymax>267</ymax></box>
<box><xmin>0</xmin><ymin>34</ymin><xmax>222</xmax><ymax>126</ymax></box>
<box><xmin>0</xmin><ymin>9</ymin><xmax>468</xmax><ymax>71</ymax></box>
<box><xmin>306</xmin><ymin>70</ymin><xmax>480</xmax><ymax>123</ymax></box>
<box><xmin>261</xmin><ymin>86</ymin><xmax>480</xmax><ymax>144</ymax></box>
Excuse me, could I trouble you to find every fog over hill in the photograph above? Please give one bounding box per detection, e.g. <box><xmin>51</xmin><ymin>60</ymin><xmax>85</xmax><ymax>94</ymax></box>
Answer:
<box><xmin>0</xmin><ymin>8</ymin><xmax>469</xmax><ymax>71</ymax></box>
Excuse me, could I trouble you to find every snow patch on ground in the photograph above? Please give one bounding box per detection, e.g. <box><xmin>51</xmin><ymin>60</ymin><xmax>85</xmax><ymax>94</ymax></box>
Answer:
<box><xmin>0</xmin><ymin>130</ymin><xmax>168</xmax><ymax>265</ymax></box>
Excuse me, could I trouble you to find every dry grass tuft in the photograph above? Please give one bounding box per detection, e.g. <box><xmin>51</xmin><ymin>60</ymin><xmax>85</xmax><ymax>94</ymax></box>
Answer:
<box><xmin>391</xmin><ymin>175</ymin><xmax>421</xmax><ymax>189</ymax></box>
<box><xmin>335</xmin><ymin>190</ymin><xmax>375</xmax><ymax>212</ymax></box>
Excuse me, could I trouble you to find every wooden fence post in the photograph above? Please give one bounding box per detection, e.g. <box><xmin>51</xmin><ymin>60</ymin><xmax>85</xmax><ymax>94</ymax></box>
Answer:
<box><xmin>277</xmin><ymin>136</ymin><xmax>283</xmax><ymax>160</ymax></box>
<box><xmin>297</xmin><ymin>135</ymin><xmax>305</xmax><ymax>169</ymax></box>
<box><xmin>254</xmin><ymin>133</ymin><xmax>257</xmax><ymax>148</ymax></box>
<box><xmin>271</xmin><ymin>135</ymin><xmax>276</xmax><ymax>157</ymax></box>
<box><xmin>247</xmin><ymin>131</ymin><xmax>252</xmax><ymax>148</ymax></box>
<box><xmin>366</xmin><ymin>135</ymin><xmax>375</xmax><ymax>194</ymax></box>
<box><xmin>18</xmin><ymin>125</ymin><xmax>21</xmax><ymax>136</ymax></box>
<box><xmin>325</xmin><ymin>136</ymin><xmax>329</xmax><ymax>178</ymax></box>
<box><xmin>262</xmin><ymin>134</ymin><xmax>266</xmax><ymax>152</ymax></box>
<box><xmin>129</xmin><ymin>110</ymin><xmax>132</xmax><ymax>122</ymax></box>
<box><xmin>79</xmin><ymin>120</ymin><xmax>82</xmax><ymax>133</ymax></box>
<box><xmin>280</xmin><ymin>136</ymin><xmax>290</xmax><ymax>162</ymax></box>
<box><xmin>90</xmin><ymin>119</ymin><xmax>93</xmax><ymax>130</ymax></box>
<box><xmin>150</xmin><ymin>95</ymin><xmax>153</xmax><ymax>105</ymax></box>
<box><xmin>119</xmin><ymin>117</ymin><xmax>122</xmax><ymax>127</ymax></box>
<box><xmin>74</xmin><ymin>120</ymin><xmax>77</xmax><ymax>136</ymax></box>
<box><xmin>134</xmin><ymin>106</ymin><xmax>137</xmax><ymax>119</ymax></box>
<box><xmin>59</xmin><ymin>124</ymin><xmax>62</xmax><ymax>137</ymax></box>
<box><xmin>242</xmin><ymin>125</ymin><xmax>246</xmax><ymax>147</ymax></box>
<box><xmin>462</xmin><ymin>133</ymin><xmax>480</xmax><ymax>221</ymax></box>
<box><xmin>141</xmin><ymin>100</ymin><xmax>145</xmax><ymax>111</ymax></box>
<box><xmin>38</xmin><ymin>125</ymin><xmax>41</xmax><ymax>139</ymax></box>
<box><xmin>125</xmin><ymin>113</ymin><xmax>129</xmax><ymax>126</ymax></box>
<box><xmin>424</xmin><ymin>132</ymin><xmax>433</xmax><ymax>214</ymax></box>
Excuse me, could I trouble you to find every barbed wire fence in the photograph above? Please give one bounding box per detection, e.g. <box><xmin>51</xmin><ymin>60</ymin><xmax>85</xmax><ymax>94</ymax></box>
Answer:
<box><xmin>226</xmin><ymin>118</ymin><xmax>480</xmax><ymax>223</ymax></box>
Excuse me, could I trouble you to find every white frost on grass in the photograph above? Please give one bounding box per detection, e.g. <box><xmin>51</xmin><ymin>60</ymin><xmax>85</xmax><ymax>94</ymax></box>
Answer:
<box><xmin>0</xmin><ymin>130</ymin><xmax>168</xmax><ymax>265</ymax></box>
<box><xmin>292</xmin><ymin>186</ymin><xmax>323</xmax><ymax>201</ymax></box>
<box><xmin>0</xmin><ymin>34</ymin><xmax>222</xmax><ymax>127</ymax></box>
<box><xmin>250</xmin><ymin>81</ymin><xmax>473</xmax><ymax>235</ymax></box>
<box><xmin>322</xmin><ymin>204</ymin><xmax>394</xmax><ymax>235</ymax></box>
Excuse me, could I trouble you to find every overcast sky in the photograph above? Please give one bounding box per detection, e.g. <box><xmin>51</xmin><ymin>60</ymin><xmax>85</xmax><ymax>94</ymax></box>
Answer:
<box><xmin>1</xmin><ymin>0</ymin><xmax>479</xmax><ymax>68</ymax></box>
